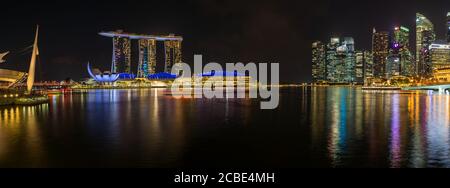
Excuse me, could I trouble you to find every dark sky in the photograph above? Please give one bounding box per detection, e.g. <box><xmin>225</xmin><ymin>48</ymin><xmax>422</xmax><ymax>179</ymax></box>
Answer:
<box><xmin>1</xmin><ymin>0</ymin><xmax>449</xmax><ymax>83</ymax></box>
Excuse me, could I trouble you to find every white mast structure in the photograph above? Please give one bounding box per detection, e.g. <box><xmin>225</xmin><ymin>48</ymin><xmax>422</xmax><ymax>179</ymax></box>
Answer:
<box><xmin>0</xmin><ymin>51</ymin><xmax>9</xmax><ymax>63</ymax></box>
<box><xmin>27</xmin><ymin>25</ymin><xmax>39</xmax><ymax>93</ymax></box>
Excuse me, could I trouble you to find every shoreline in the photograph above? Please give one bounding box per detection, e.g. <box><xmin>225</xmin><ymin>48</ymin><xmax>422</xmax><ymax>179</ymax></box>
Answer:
<box><xmin>0</xmin><ymin>95</ymin><xmax>49</xmax><ymax>106</ymax></box>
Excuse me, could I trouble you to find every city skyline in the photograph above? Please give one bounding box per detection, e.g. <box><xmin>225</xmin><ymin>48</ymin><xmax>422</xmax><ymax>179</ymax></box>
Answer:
<box><xmin>312</xmin><ymin>10</ymin><xmax>450</xmax><ymax>85</ymax></box>
<box><xmin>4</xmin><ymin>0</ymin><xmax>450</xmax><ymax>179</ymax></box>
<box><xmin>1</xmin><ymin>0</ymin><xmax>450</xmax><ymax>83</ymax></box>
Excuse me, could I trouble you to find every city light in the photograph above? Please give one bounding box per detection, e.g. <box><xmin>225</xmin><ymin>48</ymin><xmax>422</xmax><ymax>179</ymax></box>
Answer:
<box><xmin>2</xmin><ymin>0</ymin><xmax>450</xmax><ymax>179</ymax></box>
<box><xmin>312</xmin><ymin>12</ymin><xmax>450</xmax><ymax>88</ymax></box>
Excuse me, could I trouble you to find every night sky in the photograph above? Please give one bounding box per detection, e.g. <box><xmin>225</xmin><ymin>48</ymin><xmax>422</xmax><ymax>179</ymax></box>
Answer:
<box><xmin>1</xmin><ymin>0</ymin><xmax>449</xmax><ymax>83</ymax></box>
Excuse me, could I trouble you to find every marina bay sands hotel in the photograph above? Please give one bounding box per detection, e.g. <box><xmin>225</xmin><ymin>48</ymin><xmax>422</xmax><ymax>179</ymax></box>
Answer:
<box><xmin>99</xmin><ymin>30</ymin><xmax>182</xmax><ymax>78</ymax></box>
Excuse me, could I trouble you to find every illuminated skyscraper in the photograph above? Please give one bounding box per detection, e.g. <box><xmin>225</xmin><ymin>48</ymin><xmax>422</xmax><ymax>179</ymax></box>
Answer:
<box><xmin>392</xmin><ymin>26</ymin><xmax>415</xmax><ymax>77</ymax></box>
<box><xmin>138</xmin><ymin>39</ymin><xmax>157</xmax><ymax>78</ymax></box>
<box><xmin>112</xmin><ymin>36</ymin><xmax>131</xmax><ymax>74</ymax></box>
<box><xmin>326</xmin><ymin>37</ymin><xmax>340</xmax><ymax>82</ymax></box>
<box><xmin>416</xmin><ymin>13</ymin><xmax>436</xmax><ymax>77</ymax></box>
<box><xmin>325</xmin><ymin>37</ymin><xmax>356</xmax><ymax>83</ymax></box>
<box><xmin>430</xmin><ymin>43</ymin><xmax>450</xmax><ymax>69</ymax></box>
<box><xmin>447</xmin><ymin>12</ymin><xmax>450</xmax><ymax>43</ymax></box>
<box><xmin>164</xmin><ymin>40</ymin><xmax>182</xmax><ymax>73</ymax></box>
<box><xmin>363</xmin><ymin>51</ymin><xmax>374</xmax><ymax>79</ymax></box>
<box><xmin>355</xmin><ymin>51</ymin><xmax>364</xmax><ymax>83</ymax></box>
<box><xmin>386</xmin><ymin>53</ymin><xmax>401</xmax><ymax>79</ymax></box>
<box><xmin>394</xmin><ymin>26</ymin><xmax>409</xmax><ymax>48</ymax></box>
<box><xmin>343</xmin><ymin>37</ymin><xmax>355</xmax><ymax>52</ymax></box>
<box><xmin>419</xmin><ymin>30</ymin><xmax>436</xmax><ymax>77</ymax></box>
<box><xmin>430</xmin><ymin>43</ymin><xmax>450</xmax><ymax>81</ymax></box>
<box><xmin>372</xmin><ymin>29</ymin><xmax>389</xmax><ymax>78</ymax></box>
<box><xmin>99</xmin><ymin>31</ymin><xmax>183</xmax><ymax>78</ymax></box>
<box><xmin>312</xmin><ymin>41</ymin><xmax>326</xmax><ymax>82</ymax></box>
<box><xmin>342</xmin><ymin>37</ymin><xmax>356</xmax><ymax>82</ymax></box>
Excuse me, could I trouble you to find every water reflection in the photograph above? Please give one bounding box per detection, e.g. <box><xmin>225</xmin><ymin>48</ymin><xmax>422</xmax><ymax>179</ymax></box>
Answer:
<box><xmin>0</xmin><ymin>104</ymin><xmax>48</xmax><ymax>167</ymax></box>
<box><xmin>425</xmin><ymin>94</ymin><xmax>450</xmax><ymax>167</ymax></box>
<box><xmin>1</xmin><ymin>88</ymin><xmax>450</xmax><ymax>167</ymax></box>
<box><xmin>390</xmin><ymin>94</ymin><xmax>401</xmax><ymax>167</ymax></box>
<box><xmin>327</xmin><ymin>87</ymin><xmax>347</xmax><ymax>167</ymax></box>
<box><xmin>310</xmin><ymin>87</ymin><xmax>450</xmax><ymax>167</ymax></box>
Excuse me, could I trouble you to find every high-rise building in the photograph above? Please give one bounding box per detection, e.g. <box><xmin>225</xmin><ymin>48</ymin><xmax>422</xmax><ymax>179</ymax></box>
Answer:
<box><xmin>430</xmin><ymin>43</ymin><xmax>450</xmax><ymax>81</ymax></box>
<box><xmin>355</xmin><ymin>51</ymin><xmax>364</xmax><ymax>83</ymax></box>
<box><xmin>392</xmin><ymin>26</ymin><xmax>415</xmax><ymax>77</ymax></box>
<box><xmin>164</xmin><ymin>40</ymin><xmax>182</xmax><ymax>73</ymax></box>
<box><xmin>447</xmin><ymin>12</ymin><xmax>450</xmax><ymax>43</ymax></box>
<box><xmin>138</xmin><ymin>39</ymin><xmax>157</xmax><ymax>78</ymax></box>
<box><xmin>416</xmin><ymin>13</ymin><xmax>436</xmax><ymax>77</ymax></box>
<box><xmin>312</xmin><ymin>37</ymin><xmax>362</xmax><ymax>84</ymax></box>
<box><xmin>326</xmin><ymin>38</ymin><xmax>340</xmax><ymax>82</ymax></box>
<box><xmin>394</xmin><ymin>26</ymin><xmax>409</xmax><ymax>47</ymax></box>
<box><xmin>386</xmin><ymin>53</ymin><xmax>401</xmax><ymax>79</ymax></box>
<box><xmin>343</xmin><ymin>37</ymin><xmax>356</xmax><ymax>83</ymax></box>
<box><xmin>112</xmin><ymin>36</ymin><xmax>131</xmax><ymax>74</ymax></box>
<box><xmin>419</xmin><ymin>30</ymin><xmax>436</xmax><ymax>77</ymax></box>
<box><xmin>363</xmin><ymin>51</ymin><xmax>374</xmax><ymax>79</ymax></box>
<box><xmin>343</xmin><ymin>37</ymin><xmax>355</xmax><ymax>52</ymax></box>
<box><xmin>99</xmin><ymin>31</ymin><xmax>183</xmax><ymax>78</ymax></box>
<box><xmin>325</xmin><ymin>37</ymin><xmax>357</xmax><ymax>83</ymax></box>
<box><xmin>372</xmin><ymin>29</ymin><xmax>389</xmax><ymax>78</ymax></box>
<box><xmin>430</xmin><ymin>43</ymin><xmax>450</xmax><ymax>69</ymax></box>
<box><xmin>312</xmin><ymin>41</ymin><xmax>326</xmax><ymax>82</ymax></box>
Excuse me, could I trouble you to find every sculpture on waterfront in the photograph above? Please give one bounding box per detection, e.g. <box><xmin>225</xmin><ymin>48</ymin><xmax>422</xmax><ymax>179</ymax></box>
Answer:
<box><xmin>26</xmin><ymin>26</ymin><xmax>39</xmax><ymax>93</ymax></box>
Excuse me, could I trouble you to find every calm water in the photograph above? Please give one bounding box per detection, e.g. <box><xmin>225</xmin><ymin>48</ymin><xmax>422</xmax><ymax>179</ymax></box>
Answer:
<box><xmin>0</xmin><ymin>87</ymin><xmax>449</xmax><ymax>168</ymax></box>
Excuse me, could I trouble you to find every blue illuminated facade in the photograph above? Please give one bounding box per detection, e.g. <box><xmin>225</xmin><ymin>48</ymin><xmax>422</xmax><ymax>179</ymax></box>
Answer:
<box><xmin>118</xmin><ymin>73</ymin><xmax>136</xmax><ymax>80</ymax></box>
<box><xmin>147</xmin><ymin>72</ymin><xmax>177</xmax><ymax>80</ymax></box>
<box><xmin>88</xmin><ymin>64</ymin><xmax>247</xmax><ymax>83</ymax></box>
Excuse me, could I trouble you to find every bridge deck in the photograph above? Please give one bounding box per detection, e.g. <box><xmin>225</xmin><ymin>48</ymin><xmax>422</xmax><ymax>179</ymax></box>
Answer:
<box><xmin>403</xmin><ymin>84</ymin><xmax>450</xmax><ymax>91</ymax></box>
